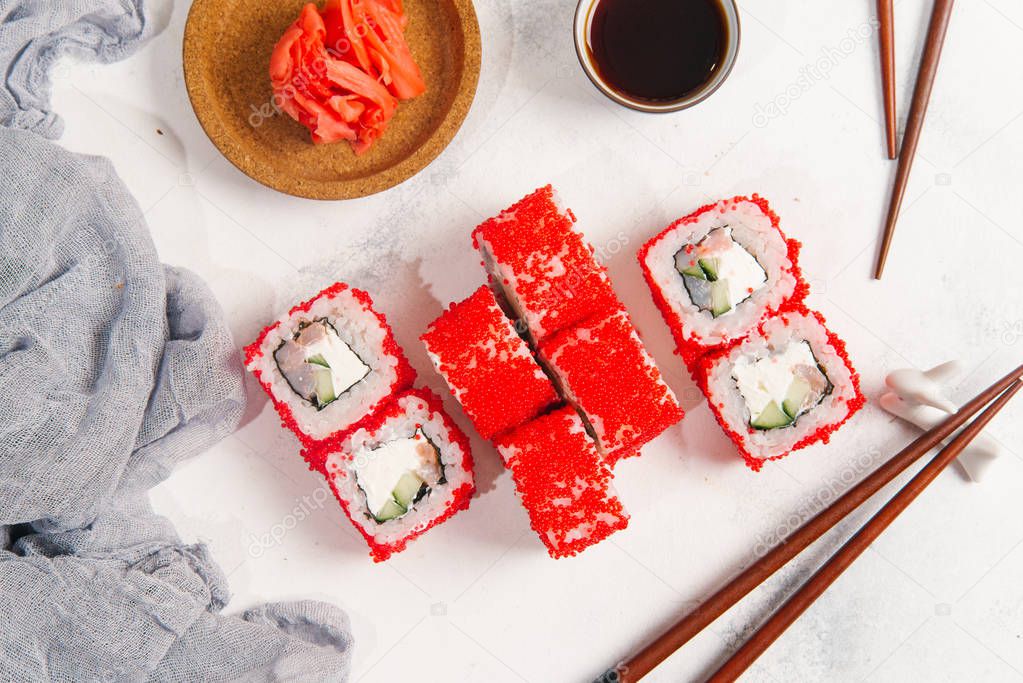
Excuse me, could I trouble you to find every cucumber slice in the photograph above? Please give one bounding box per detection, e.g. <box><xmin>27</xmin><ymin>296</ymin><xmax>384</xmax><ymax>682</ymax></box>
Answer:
<box><xmin>674</xmin><ymin>250</ymin><xmax>707</xmax><ymax>280</ymax></box>
<box><xmin>698</xmin><ymin>257</ymin><xmax>720</xmax><ymax>281</ymax></box>
<box><xmin>392</xmin><ymin>472</ymin><xmax>426</xmax><ymax>508</ymax></box>
<box><xmin>313</xmin><ymin>367</ymin><xmax>336</xmax><ymax>407</ymax></box>
<box><xmin>782</xmin><ymin>377</ymin><xmax>812</xmax><ymax>419</ymax></box>
<box><xmin>306</xmin><ymin>353</ymin><xmax>330</xmax><ymax>368</ymax></box>
<box><xmin>710</xmin><ymin>280</ymin><xmax>732</xmax><ymax>317</ymax></box>
<box><xmin>751</xmin><ymin>401</ymin><xmax>794</xmax><ymax>430</ymax></box>
<box><xmin>373</xmin><ymin>498</ymin><xmax>406</xmax><ymax>523</ymax></box>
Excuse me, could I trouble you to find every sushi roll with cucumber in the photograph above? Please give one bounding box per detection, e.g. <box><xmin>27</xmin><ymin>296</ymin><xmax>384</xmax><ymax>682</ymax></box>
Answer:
<box><xmin>421</xmin><ymin>285</ymin><xmax>560</xmax><ymax>440</ymax></box>
<box><xmin>697</xmin><ymin>309</ymin><xmax>864</xmax><ymax>470</ymax></box>
<box><xmin>538</xmin><ymin>310</ymin><xmax>683</xmax><ymax>465</ymax></box>
<box><xmin>244</xmin><ymin>282</ymin><xmax>416</xmax><ymax>448</ymax></box>
<box><xmin>639</xmin><ymin>195</ymin><xmax>805</xmax><ymax>365</ymax></box>
<box><xmin>322</xmin><ymin>389</ymin><xmax>475</xmax><ymax>561</ymax></box>
<box><xmin>494</xmin><ymin>406</ymin><xmax>629</xmax><ymax>558</ymax></box>
<box><xmin>472</xmin><ymin>185</ymin><xmax>622</xmax><ymax>343</ymax></box>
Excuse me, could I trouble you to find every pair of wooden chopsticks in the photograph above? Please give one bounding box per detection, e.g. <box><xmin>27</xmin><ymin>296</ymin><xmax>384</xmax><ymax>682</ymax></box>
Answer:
<box><xmin>874</xmin><ymin>0</ymin><xmax>955</xmax><ymax>279</ymax></box>
<box><xmin>605</xmin><ymin>362</ymin><xmax>1022</xmax><ymax>682</ymax></box>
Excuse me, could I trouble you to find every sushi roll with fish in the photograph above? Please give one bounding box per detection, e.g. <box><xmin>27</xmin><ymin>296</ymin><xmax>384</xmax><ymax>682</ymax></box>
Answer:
<box><xmin>421</xmin><ymin>285</ymin><xmax>560</xmax><ymax>439</ymax></box>
<box><xmin>639</xmin><ymin>195</ymin><xmax>806</xmax><ymax>365</ymax></box>
<box><xmin>697</xmin><ymin>309</ymin><xmax>864</xmax><ymax>470</ymax></box>
<box><xmin>494</xmin><ymin>406</ymin><xmax>629</xmax><ymax>558</ymax></box>
<box><xmin>322</xmin><ymin>389</ymin><xmax>475</xmax><ymax>562</ymax></box>
<box><xmin>538</xmin><ymin>310</ymin><xmax>684</xmax><ymax>465</ymax></box>
<box><xmin>244</xmin><ymin>282</ymin><xmax>416</xmax><ymax>449</ymax></box>
<box><xmin>472</xmin><ymin>185</ymin><xmax>622</xmax><ymax>343</ymax></box>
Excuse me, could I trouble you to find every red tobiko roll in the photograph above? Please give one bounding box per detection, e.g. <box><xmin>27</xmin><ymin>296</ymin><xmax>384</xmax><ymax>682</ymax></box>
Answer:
<box><xmin>320</xmin><ymin>389</ymin><xmax>475</xmax><ymax>562</ymax></box>
<box><xmin>538</xmin><ymin>310</ymin><xmax>684</xmax><ymax>465</ymax></box>
<box><xmin>638</xmin><ymin>195</ymin><xmax>807</xmax><ymax>369</ymax></box>
<box><xmin>494</xmin><ymin>406</ymin><xmax>629</xmax><ymax>558</ymax></box>
<box><xmin>696</xmin><ymin>307</ymin><xmax>865</xmax><ymax>471</ymax></box>
<box><xmin>472</xmin><ymin>185</ymin><xmax>623</xmax><ymax>343</ymax></box>
<box><xmin>244</xmin><ymin>282</ymin><xmax>416</xmax><ymax>452</ymax></box>
<box><xmin>421</xmin><ymin>286</ymin><xmax>560</xmax><ymax>439</ymax></box>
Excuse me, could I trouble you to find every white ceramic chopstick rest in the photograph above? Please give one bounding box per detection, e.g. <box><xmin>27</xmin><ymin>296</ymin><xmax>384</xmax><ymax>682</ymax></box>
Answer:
<box><xmin>882</xmin><ymin>361</ymin><xmax>1004</xmax><ymax>482</ymax></box>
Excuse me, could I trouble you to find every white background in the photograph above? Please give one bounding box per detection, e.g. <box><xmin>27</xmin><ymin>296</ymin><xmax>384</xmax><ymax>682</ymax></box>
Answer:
<box><xmin>53</xmin><ymin>0</ymin><xmax>1023</xmax><ymax>680</ymax></box>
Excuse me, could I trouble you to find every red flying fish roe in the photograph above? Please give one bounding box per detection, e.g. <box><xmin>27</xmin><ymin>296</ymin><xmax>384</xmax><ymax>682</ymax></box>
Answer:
<box><xmin>637</xmin><ymin>194</ymin><xmax>807</xmax><ymax>370</ymax></box>
<box><xmin>695</xmin><ymin>306</ymin><xmax>865</xmax><ymax>471</ymax></box>
<box><xmin>320</xmin><ymin>389</ymin><xmax>475</xmax><ymax>562</ymax></box>
<box><xmin>420</xmin><ymin>286</ymin><xmax>560</xmax><ymax>439</ymax></box>
<box><xmin>494</xmin><ymin>406</ymin><xmax>629</xmax><ymax>558</ymax></box>
<box><xmin>243</xmin><ymin>281</ymin><xmax>416</xmax><ymax>453</ymax></box>
<box><xmin>471</xmin><ymin>185</ymin><xmax>622</xmax><ymax>342</ymax></box>
<box><xmin>538</xmin><ymin>310</ymin><xmax>684</xmax><ymax>466</ymax></box>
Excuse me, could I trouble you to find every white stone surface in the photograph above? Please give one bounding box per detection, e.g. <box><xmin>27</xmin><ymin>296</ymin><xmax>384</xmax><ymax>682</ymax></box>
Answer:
<box><xmin>51</xmin><ymin>0</ymin><xmax>1023</xmax><ymax>680</ymax></box>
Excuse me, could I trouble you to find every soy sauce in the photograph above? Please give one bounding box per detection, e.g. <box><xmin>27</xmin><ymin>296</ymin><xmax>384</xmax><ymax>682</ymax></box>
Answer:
<box><xmin>587</xmin><ymin>0</ymin><xmax>727</xmax><ymax>103</ymax></box>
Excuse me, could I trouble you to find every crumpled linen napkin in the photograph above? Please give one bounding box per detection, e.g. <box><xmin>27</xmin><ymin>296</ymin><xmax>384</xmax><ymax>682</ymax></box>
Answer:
<box><xmin>0</xmin><ymin>1</ymin><xmax>353</xmax><ymax>680</ymax></box>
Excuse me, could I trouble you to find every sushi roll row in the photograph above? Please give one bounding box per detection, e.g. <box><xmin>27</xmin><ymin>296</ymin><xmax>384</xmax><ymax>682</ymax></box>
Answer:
<box><xmin>470</xmin><ymin>185</ymin><xmax>683</xmax><ymax>463</ymax></box>
<box><xmin>423</xmin><ymin>186</ymin><xmax>683</xmax><ymax>558</ymax></box>
<box><xmin>639</xmin><ymin>196</ymin><xmax>864</xmax><ymax>470</ymax></box>
<box><xmin>245</xmin><ymin>282</ymin><xmax>474</xmax><ymax>561</ymax></box>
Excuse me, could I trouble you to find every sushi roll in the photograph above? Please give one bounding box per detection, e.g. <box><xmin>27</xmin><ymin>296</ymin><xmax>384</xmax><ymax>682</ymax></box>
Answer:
<box><xmin>244</xmin><ymin>282</ymin><xmax>416</xmax><ymax>448</ymax></box>
<box><xmin>697</xmin><ymin>309</ymin><xmax>865</xmax><ymax>470</ymax></box>
<box><xmin>322</xmin><ymin>389</ymin><xmax>475</xmax><ymax>562</ymax></box>
<box><xmin>638</xmin><ymin>195</ymin><xmax>806</xmax><ymax>365</ymax></box>
<box><xmin>494</xmin><ymin>406</ymin><xmax>629</xmax><ymax>558</ymax></box>
<box><xmin>420</xmin><ymin>286</ymin><xmax>560</xmax><ymax>439</ymax></box>
<box><xmin>538</xmin><ymin>310</ymin><xmax>684</xmax><ymax>465</ymax></box>
<box><xmin>472</xmin><ymin>185</ymin><xmax>622</xmax><ymax>343</ymax></box>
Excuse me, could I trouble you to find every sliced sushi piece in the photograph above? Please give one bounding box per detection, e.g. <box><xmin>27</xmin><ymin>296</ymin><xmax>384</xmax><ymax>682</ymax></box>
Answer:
<box><xmin>494</xmin><ymin>406</ymin><xmax>629</xmax><ymax>559</ymax></box>
<box><xmin>472</xmin><ymin>185</ymin><xmax>622</xmax><ymax>343</ymax></box>
<box><xmin>538</xmin><ymin>310</ymin><xmax>684</xmax><ymax>466</ymax></box>
<box><xmin>639</xmin><ymin>195</ymin><xmax>806</xmax><ymax>366</ymax></box>
<box><xmin>420</xmin><ymin>285</ymin><xmax>560</xmax><ymax>439</ymax></box>
<box><xmin>697</xmin><ymin>309</ymin><xmax>865</xmax><ymax>470</ymax></box>
<box><xmin>244</xmin><ymin>282</ymin><xmax>416</xmax><ymax>449</ymax></box>
<box><xmin>322</xmin><ymin>389</ymin><xmax>475</xmax><ymax>562</ymax></box>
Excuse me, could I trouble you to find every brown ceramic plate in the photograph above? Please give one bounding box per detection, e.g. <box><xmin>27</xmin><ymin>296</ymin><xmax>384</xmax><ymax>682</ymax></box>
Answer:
<box><xmin>183</xmin><ymin>0</ymin><xmax>480</xmax><ymax>200</ymax></box>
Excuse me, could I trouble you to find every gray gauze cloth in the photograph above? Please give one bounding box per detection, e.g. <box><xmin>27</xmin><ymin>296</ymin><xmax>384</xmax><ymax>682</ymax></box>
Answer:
<box><xmin>0</xmin><ymin>2</ymin><xmax>353</xmax><ymax>681</ymax></box>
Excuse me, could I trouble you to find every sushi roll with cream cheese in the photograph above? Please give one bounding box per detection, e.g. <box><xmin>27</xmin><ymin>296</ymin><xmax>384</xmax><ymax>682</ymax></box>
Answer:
<box><xmin>244</xmin><ymin>282</ymin><xmax>416</xmax><ymax>448</ymax></box>
<box><xmin>494</xmin><ymin>406</ymin><xmax>628</xmax><ymax>558</ymax></box>
<box><xmin>472</xmin><ymin>185</ymin><xmax>622</xmax><ymax>343</ymax></box>
<box><xmin>322</xmin><ymin>389</ymin><xmax>475</xmax><ymax>561</ymax></box>
<box><xmin>421</xmin><ymin>285</ymin><xmax>559</xmax><ymax>439</ymax></box>
<box><xmin>697</xmin><ymin>309</ymin><xmax>864</xmax><ymax>469</ymax></box>
<box><xmin>538</xmin><ymin>310</ymin><xmax>683</xmax><ymax>465</ymax></box>
<box><xmin>639</xmin><ymin>195</ymin><xmax>805</xmax><ymax>364</ymax></box>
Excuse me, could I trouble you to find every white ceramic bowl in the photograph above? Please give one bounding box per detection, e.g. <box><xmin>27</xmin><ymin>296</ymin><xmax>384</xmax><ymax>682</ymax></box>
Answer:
<box><xmin>574</xmin><ymin>0</ymin><xmax>741</xmax><ymax>113</ymax></box>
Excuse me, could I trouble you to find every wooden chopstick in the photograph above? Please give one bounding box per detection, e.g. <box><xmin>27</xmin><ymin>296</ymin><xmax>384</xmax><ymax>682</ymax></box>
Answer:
<box><xmin>878</xmin><ymin>0</ymin><xmax>897</xmax><ymax>159</ymax></box>
<box><xmin>708</xmin><ymin>379</ymin><xmax>1022</xmax><ymax>681</ymax></box>
<box><xmin>609</xmin><ymin>362</ymin><xmax>1023</xmax><ymax>683</ymax></box>
<box><xmin>874</xmin><ymin>0</ymin><xmax>955</xmax><ymax>279</ymax></box>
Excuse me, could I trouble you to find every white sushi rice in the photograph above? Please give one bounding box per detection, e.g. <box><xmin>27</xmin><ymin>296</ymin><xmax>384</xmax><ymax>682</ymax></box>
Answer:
<box><xmin>704</xmin><ymin>311</ymin><xmax>858</xmax><ymax>461</ymax></box>
<box><xmin>643</xmin><ymin>198</ymin><xmax>797</xmax><ymax>347</ymax></box>
<box><xmin>324</xmin><ymin>393</ymin><xmax>473</xmax><ymax>548</ymax></box>
<box><xmin>246</xmin><ymin>287</ymin><xmax>403</xmax><ymax>441</ymax></box>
